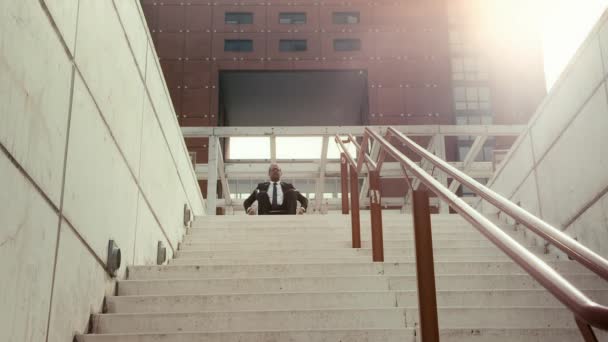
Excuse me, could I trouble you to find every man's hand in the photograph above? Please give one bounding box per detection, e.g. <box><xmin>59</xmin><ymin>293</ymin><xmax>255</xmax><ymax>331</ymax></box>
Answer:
<box><xmin>297</xmin><ymin>207</ymin><xmax>306</xmax><ymax>215</ymax></box>
<box><xmin>247</xmin><ymin>207</ymin><xmax>256</xmax><ymax>215</ymax></box>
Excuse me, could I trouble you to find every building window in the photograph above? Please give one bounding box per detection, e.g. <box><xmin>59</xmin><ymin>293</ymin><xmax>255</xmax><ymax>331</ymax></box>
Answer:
<box><xmin>453</xmin><ymin>86</ymin><xmax>491</xmax><ymax>111</ymax></box>
<box><xmin>452</xmin><ymin>57</ymin><xmax>488</xmax><ymax>81</ymax></box>
<box><xmin>224</xmin><ymin>39</ymin><xmax>253</xmax><ymax>52</ymax></box>
<box><xmin>333</xmin><ymin>12</ymin><xmax>360</xmax><ymax>24</ymax></box>
<box><xmin>280</xmin><ymin>39</ymin><xmax>307</xmax><ymax>52</ymax></box>
<box><xmin>279</xmin><ymin>12</ymin><xmax>307</xmax><ymax>24</ymax></box>
<box><xmin>225</xmin><ymin>12</ymin><xmax>253</xmax><ymax>25</ymax></box>
<box><xmin>333</xmin><ymin>38</ymin><xmax>361</xmax><ymax>51</ymax></box>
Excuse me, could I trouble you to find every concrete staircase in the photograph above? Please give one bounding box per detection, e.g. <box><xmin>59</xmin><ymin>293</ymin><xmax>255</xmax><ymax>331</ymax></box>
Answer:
<box><xmin>78</xmin><ymin>213</ymin><xmax>608</xmax><ymax>341</ymax></box>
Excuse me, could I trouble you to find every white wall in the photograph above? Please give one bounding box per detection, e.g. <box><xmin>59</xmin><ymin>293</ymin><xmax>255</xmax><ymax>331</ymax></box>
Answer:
<box><xmin>0</xmin><ymin>1</ymin><xmax>205</xmax><ymax>341</ymax></box>
<box><xmin>482</xmin><ymin>11</ymin><xmax>608</xmax><ymax>259</ymax></box>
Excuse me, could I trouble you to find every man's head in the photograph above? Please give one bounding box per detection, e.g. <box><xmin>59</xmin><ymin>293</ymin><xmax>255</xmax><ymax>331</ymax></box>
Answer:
<box><xmin>268</xmin><ymin>163</ymin><xmax>282</xmax><ymax>182</ymax></box>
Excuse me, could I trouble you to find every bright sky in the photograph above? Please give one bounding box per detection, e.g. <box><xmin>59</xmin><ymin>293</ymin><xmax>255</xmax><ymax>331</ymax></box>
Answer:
<box><xmin>542</xmin><ymin>0</ymin><xmax>608</xmax><ymax>88</ymax></box>
<box><xmin>229</xmin><ymin>2</ymin><xmax>608</xmax><ymax>160</ymax></box>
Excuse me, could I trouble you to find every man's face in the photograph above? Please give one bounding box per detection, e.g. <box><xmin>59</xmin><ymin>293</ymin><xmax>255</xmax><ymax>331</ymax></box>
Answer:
<box><xmin>268</xmin><ymin>164</ymin><xmax>282</xmax><ymax>182</ymax></box>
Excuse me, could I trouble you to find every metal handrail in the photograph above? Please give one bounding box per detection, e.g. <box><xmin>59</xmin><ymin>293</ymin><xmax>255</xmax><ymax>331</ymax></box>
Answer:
<box><xmin>386</xmin><ymin>126</ymin><xmax>608</xmax><ymax>282</ymax></box>
<box><xmin>363</xmin><ymin>127</ymin><xmax>608</xmax><ymax>332</ymax></box>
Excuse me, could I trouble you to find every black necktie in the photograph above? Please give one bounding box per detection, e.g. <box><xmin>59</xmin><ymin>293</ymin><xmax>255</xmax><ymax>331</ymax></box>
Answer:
<box><xmin>272</xmin><ymin>182</ymin><xmax>278</xmax><ymax>207</ymax></box>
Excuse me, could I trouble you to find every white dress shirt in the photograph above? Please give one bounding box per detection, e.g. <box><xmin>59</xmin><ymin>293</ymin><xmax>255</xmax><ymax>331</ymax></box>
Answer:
<box><xmin>267</xmin><ymin>180</ymin><xmax>283</xmax><ymax>206</ymax></box>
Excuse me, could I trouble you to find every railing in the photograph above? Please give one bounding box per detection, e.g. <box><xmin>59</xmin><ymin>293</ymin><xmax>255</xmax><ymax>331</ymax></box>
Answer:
<box><xmin>335</xmin><ymin>126</ymin><xmax>608</xmax><ymax>342</ymax></box>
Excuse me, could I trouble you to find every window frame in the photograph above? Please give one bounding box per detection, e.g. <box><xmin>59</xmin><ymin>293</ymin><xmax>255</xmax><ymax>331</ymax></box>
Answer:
<box><xmin>224</xmin><ymin>12</ymin><xmax>254</xmax><ymax>25</ymax></box>
<box><xmin>279</xmin><ymin>39</ymin><xmax>308</xmax><ymax>52</ymax></box>
<box><xmin>279</xmin><ymin>12</ymin><xmax>307</xmax><ymax>25</ymax></box>
<box><xmin>224</xmin><ymin>39</ymin><xmax>254</xmax><ymax>52</ymax></box>
<box><xmin>332</xmin><ymin>12</ymin><xmax>360</xmax><ymax>25</ymax></box>
<box><xmin>333</xmin><ymin>38</ymin><xmax>361</xmax><ymax>51</ymax></box>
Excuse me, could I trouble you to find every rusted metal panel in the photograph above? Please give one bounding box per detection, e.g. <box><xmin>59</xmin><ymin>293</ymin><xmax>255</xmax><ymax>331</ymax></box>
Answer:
<box><xmin>368</xmin><ymin>59</ymin><xmax>405</xmax><ymax>87</ymax></box>
<box><xmin>374</xmin><ymin>31</ymin><xmax>406</xmax><ymax>59</ymax></box>
<box><xmin>265</xmin><ymin>60</ymin><xmax>294</xmax><ymax>70</ymax></box>
<box><xmin>340</xmin><ymin>153</ymin><xmax>349</xmax><ymax>214</ymax></box>
<box><xmin>157</xmin><ymin>32</ymin><xmax>185</xmax><ymax>59</ymax></box>
<box><xmin>372</xmin><ymin>3</ymin><xmax>406</xmax><ymax>29</ymax></box>
<box><xmin>185</xmin><ymin>4</ymin><xmax>212</xmax><ymax>31</ymax></box>
<box><xmin>183</xmin><ymin>60</ymin><xmax>212</xmax><ymax>87</ymax></box>
<box><xmin>239</xmin><ymin>32</ymin><xmax>267</xmax><ymax>59</ymax></box>
<box><xmin>268</xmin><ymin>32</ymin><xmax>321</xmax><ymax>60</ymax></box>
<box><xmin>168</xmin><ymin>86</ymin><xmax>182</xmax><ymax>116</ymax></box>
<box><xmin>160</xmin><ymin>60</ymin><xmax>183</xmax><ymax>88</ymax></box>
<box><xmin>182</xmin><ymin>88</ymin><xmax>211</xmax><ymax>118</ymax></box>
<box><xmin>212</xmin><ymin>32</ymin><xmax>241</xmax><ymax>60</ymax></box>
<box><xmin>377</xmin><ymin>87</ymin><xmax>404</xmax><ymax>116</ymax></box>
<box><xmin>349</xmin><ymin>164</ymin><xmax>361</xmax><ymax>248</ymax></box>
<box><xmin>185</xmin><ymin>32</ymin><xmax>212</xmax><ymax>59</ymax></box>
<box><xmin>158</xmin><ymin>4</ymin><xmax>186</xmax><ymax>31</ymax></box>
<box><xmin>368</xmin><ymin>170</ymin><xmax>384</xmax><ymax>262</ymax></box>
<box><xmin>212</xmin><ymin>5</ymin><xmax>266</xmax><ymax>33</ymax></box>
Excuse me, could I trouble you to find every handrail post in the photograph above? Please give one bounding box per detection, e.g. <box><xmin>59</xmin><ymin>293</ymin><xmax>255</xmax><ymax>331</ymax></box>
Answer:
<box><xmin>349</xmin><ymin>164</ymin><xmax>361</xmax><ymax>248</ymax></box>
<box><xmin>368</xmin><ymin>170</ymin><xmax>384</xmax><ymax>262</ymax></box>
<box><xmin>340</xmin><ymin>153</ymin><xmax>350</xmax><ymax>214</ymax></box>
<box><xmin>575</xmin><ymin>316</ymin><xmax>598</xmax><ymax>342</ymax></box>
<box><xmin>412</xmin><ymin>190</ymin><xmax>440</xmax><ymax>342</ymax></box>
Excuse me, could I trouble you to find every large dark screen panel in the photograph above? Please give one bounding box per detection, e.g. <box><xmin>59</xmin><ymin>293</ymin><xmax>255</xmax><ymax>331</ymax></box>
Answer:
<box><xmin>219</xmin><ymin>70</ymin><xmax>368</xmax><ymax>126</ymax></box>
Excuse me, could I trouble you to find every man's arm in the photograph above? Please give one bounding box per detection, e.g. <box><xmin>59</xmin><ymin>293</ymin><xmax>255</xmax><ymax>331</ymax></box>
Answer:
<box><xmin>243</xmin><ymin>186</ymin><xmax>259</xmax><ymax>211</ymax></box>
<box><xmin>296</xmin><ymin>190</ymin><xmax>308</xmax><ymax>211</ymax></box>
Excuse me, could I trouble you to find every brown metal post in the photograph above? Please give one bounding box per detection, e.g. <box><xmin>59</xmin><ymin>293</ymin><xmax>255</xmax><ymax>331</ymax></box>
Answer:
<box><xmin>349</xmin><ymin>164</ymin><xmax>361</xmax><ymax>248</ymax></box>
<box><xmin>340</xmin><ymin>153</ymin><xmax>349</xmax><ymax>214</ymax></box>
<box><xmin>368</xmin><ymin>170</ymin><xmax>384</xmax><ymax>262</ymax></box>
<box><xmin>412</xmin><ymin>190</ymin><xmax>440</xmax><ymax>342</ymax></box>
<box><xmin>575</xmin><ymin>317</ymin><xmax>599</xmax><ymax>342</ymax></box>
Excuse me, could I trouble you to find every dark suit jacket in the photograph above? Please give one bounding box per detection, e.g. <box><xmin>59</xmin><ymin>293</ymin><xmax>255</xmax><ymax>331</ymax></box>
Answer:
<box><xmin>243</xmin><ymin>181</ymin><xmax>308</xmax><ymax>211</ymax></box>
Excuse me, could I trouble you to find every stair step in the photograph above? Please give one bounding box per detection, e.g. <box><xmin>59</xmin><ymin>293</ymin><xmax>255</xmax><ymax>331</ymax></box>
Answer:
<box><xmin>104</xmin><ymin>290</ymin><xmax>608</xmax><ymax>313</ymax></box>
<box><xmin>127</xmin><ymin>261</ymin><xmax>591</xmax><ymax>280</ymax></box>
<box><xmin>175</xmin><ymin>247</ymin><xmax>516</xmax><ymax>259</ymax></box>
<box><xmin>91</xmin><ymin>307</ymin><xmax>576</xmax><ymax>334</ymax></box>
<box><xmin>117</xmin><ymin>274</ymin><xmax>603</xmax><ymax>296</ymax></box>
<box><xmin>184</xmin><ymin>232</ymin><xmax>486</xmax><ymax>240</ymax></box>
<box><xmin>179</xmin><ymin>239</ymin><xmax>502</xmax><ymax>249</ymax></box>
<box><xmin>78</xmin><ymin>329</ymin><xmax>415</xmax><ymax>342</ymax></box>
<box><xmin>92</xmin><ymin>308</ymin><xmax>407</xmax><ymax>333</ymax></box>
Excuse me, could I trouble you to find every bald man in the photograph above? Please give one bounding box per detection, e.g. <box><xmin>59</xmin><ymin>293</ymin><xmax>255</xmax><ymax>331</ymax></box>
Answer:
<box><xmin>244</xmin><ymin>163</ymin><xmax>308</xmax><ymax>215</ymax></box>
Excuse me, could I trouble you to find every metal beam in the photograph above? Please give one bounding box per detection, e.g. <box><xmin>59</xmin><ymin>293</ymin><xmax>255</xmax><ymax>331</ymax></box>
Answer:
<box><xmin>182</xmin><ymin>125</ymin><xmax>525</xmax><ymax>138</ymax></box>
<box><xmin>448</xmin><ymin>135</ymin><xmax>488</xmax><ymax>193</ymax></box>
<box><xmin>315</xmin><ymin>136</ymin><xmax>330</xmax><ymax>212</ymax></box>
<box><xmin>206</xmin><ymin>136</ymin><xmax>219</xmax><ymax>216</ymax></box>
<box><xmin>411</xmin><ymin>135</ymin><xmax>437</xmax><ymax>190</ymax></box>
<box><xmin>359</xmin><ymin>138</ymin><xmax>381</xmax><ymax>203</ymax></box>
<box><xmin>195</xmin><ymin>161</ymin><xmax>495</xmax><ymax>180</ymax></box>
<box><xmin>217</xmin><ymin>141</ymin><xmax>232</xmax><ymax>207</ymax></box>
<box><xmin>270</xmin><ymin>135</ymin><xmax>277</xmax><ymax>164</ymax></box>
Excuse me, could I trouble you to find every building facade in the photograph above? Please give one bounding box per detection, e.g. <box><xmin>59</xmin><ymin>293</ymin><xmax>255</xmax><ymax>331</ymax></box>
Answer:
<box><xmin>140</xmin><ymin>0</ymin><xmax>547</xmax><ymax>197</ymax></box>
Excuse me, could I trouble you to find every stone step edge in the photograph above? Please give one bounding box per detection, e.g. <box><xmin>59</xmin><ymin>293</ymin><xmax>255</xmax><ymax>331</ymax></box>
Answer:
<box><xmin>120</xmin><ymin>273</ymin><xmax>597</xmax><ymax>283</ymax></box>
<box><xmin>107</xmin><ymin>288</ymin><xmax>607</xmax><ymax>299</ymax></box>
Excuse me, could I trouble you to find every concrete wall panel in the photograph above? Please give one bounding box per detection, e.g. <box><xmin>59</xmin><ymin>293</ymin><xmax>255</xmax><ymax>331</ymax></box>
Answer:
<box><xmin>0</xmin><ymin>153</ymin><xmax>58</xmax><ymax>342</ymax></box>
<box><xmin>75</xmin><ymin>0</ymin><xmax>146</xmax><ymax>171</ymax></box>
<box><xmin>490</xmin><ymin>133</ymin><xmax>534</xmax><ymax>198</ymax></box>
<box><xmin>567</xmin><ymin>191</ymin><xmax>608</xmax><ymax>259</ymax></box>
<box><xmin>46</xmin><ymin>222</ymin><xmax>113</xmax><ymax>342</ymax></box>
<box><xmin>0</xmin><ymin>1</ymin><xmax>73</xmax><ymax>206</ymax></box>
<box><xmin>139</xmin><ymin>97</ymin><xmax>186</xmax><ymax>243</ymax></box>
<box><xmin>62</xmin><ymin>75</ymin><xmax>139</xmax><ymax>275</ymax></box>
<box><xmin>529</xmin><ymin>37</ymin><xmax>604</xmax><ymax>160</ymax></box>
<box><xmin>146</xmin><ymin>51</ymin><xmax>206</xmax><ymax>214</ymax></box>
<box><xmin>133</xmin><ymin>193</ymin><xmax>175</xmax><ymax>265</ymax></box>
<box><xmin>41</xmin><ymin>0</ymin><xmax>80</xmax><ymax>54</ymax></box>
<box><xmin>114</xmin><ymin>0</ymin><xmax>150</xmax><ymax>76</ymax></box>
<box><xmin>536</xmin><ymin>84</ymin><xmax>608</xmax><ymax>227</ymax></box>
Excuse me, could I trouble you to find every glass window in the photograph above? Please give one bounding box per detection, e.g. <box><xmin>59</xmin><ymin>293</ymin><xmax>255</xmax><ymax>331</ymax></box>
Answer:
<box><xmin>333</xmin><ymin>12</ymin><xmax>360</xmax><ymax>24</ymax></box>
<box><xmin>225</xmin><ymin>12</ymin><xmax>253</xmax><ymax>25</ymax></box>
<box><xmin>333</xmin><ymin>38</ymin><xmax>361</xmax><ymax>51</ymax></box>
<box><xmin>279</xmin><ymin>39</ymin><xmax>308</xmax><ymax>52</ymax></box>
<box><xmin>279</xmin><ymin>12</ymin><xmax>307</xmax><ymax>24</ymax></box>
<box><xmin>224</xmin><ymin>39</ymin><xmax>253</xmax><ymax>52</ymax></box>
<box><xmin>453</xmin><ymin>86</ymin><xmax>491</xmax><ymax>112</ymax></box>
